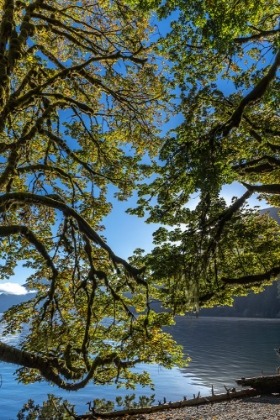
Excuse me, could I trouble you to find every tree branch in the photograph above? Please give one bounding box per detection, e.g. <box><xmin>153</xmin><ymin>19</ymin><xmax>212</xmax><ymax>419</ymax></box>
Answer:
<box><xmin>222</xmin><ymin>266</ymin><xmax>280</xmax><ymax>285</ymax></box>
<box><xmin>0</xmin><ymin>225</ymin><xmax>57</xmax><ymax>277</ymax></box>
<box><xmin>0</xmin><ymin>340</ymin><xmax>123</xmax><ymax>391</ymax></box>
<box><xmin>232</xmin><ymin>156</ymin><xmax>280</xmax><ymax>173</ymax></box>
<box><xmin>242</xmin><ymin>182</ymin><xmax>280</xmax><ymax>194</ymax></box>
<box><xmin>17</xmin><ymin>163</ymin><xmax>75</xmax><ymax>181</ymax></box>
<box><xmin>41</xmin><ymin>130</ymin><xmax>117</xmax><ymax>183</ymax></box>
<box><xmin>222</xmin><ymin>49</ymin><xmax>280</xmax><ymax>136</ymax></box>
<box><xmin>234</xmin><ymin>28</ymin><xmax>280</xmax><ymax>44</ymax></box>
<box><xmin>0</xmin><ymin>192</ymin><xmax>146</xmax><ymax>281</ymax></box>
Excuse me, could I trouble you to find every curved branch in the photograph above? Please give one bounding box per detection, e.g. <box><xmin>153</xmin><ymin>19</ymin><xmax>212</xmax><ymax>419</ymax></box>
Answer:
<box><xmin>234</xmin><ymin>28</ymin><xmax>280</xmax><ymax>44</ymax></box>
<box><xmin>242</xmin><ymin>182</ymin><xmax>280</xmax><ymax>195</ymax></box>
<box><xmin>222</xmin><ymin>266</ymin><xmax>280</xmax><ymax>285</ymax></box>
<box><xmin>205</xmin><ymin>190</ymin><xmax>253</xmax><ymax>261</ymax></box>
<box><xmin>0</xmin><ymin>340</ymin><xmax>82</xmax><ymax>386</ymax></box>
<box><xmin>41</xmin><ymin>129</ymin><xmax>117</xmax><ymax>183</ymax></box>
<box><xmin>0</xmin><ymin>103</ymin><xmax>69</xmax><ymax>188</ymax></box>
<box><xmin>233</xmin><ymin>156</ymin><xmax>280</xmax><ymax>173</ymax></box>
<box><xmin>0</xmin><ymin>340</ymin><xmax>120</xmax><ymax>391</ymax></box>
<box><xmin>17</xmin><ymin>163</ymin><xmax>75</xmax><ymax>181</ymax></box>
<box><xmin>0</xmin><ymin>192</ymin><xmax>146</xmax><ymax>281</ymax></box>
<box><xmin>10</xmin><ymin>66</ymin><xmax>40</xmax><ymax>100</ymax></box>
<box><xmin>34</xmin><ymin>44</ymin><xmax>65</xmax><ymax>70</ymax></box>
<box><xmin>3</xmin><ymin>55</ymin><xmax>115</xmax><ymax>121</ymax></box>
<box><xmin>76</xmin><ymin>68</ymin><xmax>139</xmax><ymax>113</ymax></box>
<box><xmin>222</xmin><ymin>49</ymin><xmax>280</xmax><ymax>136</ymax></box>
<box><xmin>39</xmin><ymin>3</ymin><xmax>102</xmax><ymax>34</ymax></box>
<box><xmin>0</xmin><ymin>225</ymin><xmax>57</xmax><ymax>277</ymax></box>
<box><xmin>0</xmin><ymin>142</ymin><xmax>13</xmax><ymax>153</ymax></box>
<box><xmin>40</xmin><ymin>92</ymin><xmax>95</xmax><ymax>114</ymax></box>
<box><xmin>242</xmin><ymin>116</ymin><xmax>280</xmax><ymax>139</ymax></box>
<box><xmin>234</xmin><ymin>162</ymin><xmax>275</xmax><ymax>174</ymax></box>
<box><xmin>42</xmin><ymin>24</ymin><xmax>99</xmax><ymax>55</ymax></box>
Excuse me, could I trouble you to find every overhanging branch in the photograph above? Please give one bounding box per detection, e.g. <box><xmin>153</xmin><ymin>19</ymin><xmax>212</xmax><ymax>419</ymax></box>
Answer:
<box><xmin>0</xmin><ymin>341</ymin><xmax>128</xmax><ymax>391</ymax></box>
<box><xmin>242</xmin><ymin>182</ymin><xmax>280</xmax><ymax>195</ymax></box>
<box><xmin>222</xmin><ymin>49</ymin><xmax>280</xmax><ymax>136</ymax></box>
<box><xmin>222</xmin><ymin>266</ymin><xmax>280</xmax><ymax>285</ymax></box>
<box><xmin>0</xmin><ymin>192</ymin><xmax>146</xmax><ymax>281</ymax></box>
<box><xmin>234</xmin><ymin>27</ymin><xmax>280</xmax><ymax>44</ymax></box>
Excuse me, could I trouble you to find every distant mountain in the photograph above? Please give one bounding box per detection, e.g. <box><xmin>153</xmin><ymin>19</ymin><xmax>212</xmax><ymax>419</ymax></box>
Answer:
<box><xmin>260</xmin><ymin>207</ymin><xmax>280</xmax><ymax>223</ymax></box>
<box><xmin>200</xmin><ymin>280</ymin><xmax>280</xmax><ymax>318</ymax></box>
<box><xmin>1</xmin><ymin>209</ymin><xmax>280</xmax><ymax>316</ymax></box>
<box><xmin>0</xmin><ymin>292</ymin><xmax>36</xmax><ymax>313</ymax></box>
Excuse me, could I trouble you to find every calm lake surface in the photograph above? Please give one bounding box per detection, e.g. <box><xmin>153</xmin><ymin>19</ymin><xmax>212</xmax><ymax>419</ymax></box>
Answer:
<box><xmin>1</xmin><ymin>316</ymin><xmax>280</xmax><ymax>419</ymax></box>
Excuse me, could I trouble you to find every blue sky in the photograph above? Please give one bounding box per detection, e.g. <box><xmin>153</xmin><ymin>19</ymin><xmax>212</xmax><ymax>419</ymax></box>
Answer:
<box><xmin>4</xmin><ymin>11</ymin><xmax>271</xmax><ymax>291</ymax></box>
<box><xmin>7</xmin><ymin>182</ymin><xmax>268</xmax><ymax>290</ymax></box>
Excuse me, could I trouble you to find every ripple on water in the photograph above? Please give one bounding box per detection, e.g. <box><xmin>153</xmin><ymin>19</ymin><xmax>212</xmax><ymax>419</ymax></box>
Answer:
<box><xmin>1</xmin><ymin>317</ymin><xmax>280</xmax><ymax>419</ymax></box>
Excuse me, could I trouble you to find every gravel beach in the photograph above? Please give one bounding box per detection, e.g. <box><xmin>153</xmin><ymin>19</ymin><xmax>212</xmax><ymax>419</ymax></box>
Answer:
<box><xmin>101</xmin><ymin>395</ymin><xmax>280</xmax><ymax>420</ymax></box>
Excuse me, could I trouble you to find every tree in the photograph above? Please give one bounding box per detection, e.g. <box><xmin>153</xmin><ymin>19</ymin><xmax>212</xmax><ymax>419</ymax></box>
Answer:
<box><xmin>1</xmin><ymin>0</ymin><xmax>280</xmax><ymax>401</ymax></box>
<box><xmin>0</xmin><ymin>0</ymin><xmax>185</xmax><ymax>391</ymax></box>
<box><xmin>129</xmin><ymin>0</ymin><xmax>280</xmax><ymax>312</ymax></box>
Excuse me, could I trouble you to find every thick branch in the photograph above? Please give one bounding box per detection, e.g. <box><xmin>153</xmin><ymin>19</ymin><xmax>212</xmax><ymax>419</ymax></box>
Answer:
<box><xmin>222</xmin><ymin>49</ymin><xmax>280</xmax><ymax>136</ymax></box>
<box><xmin>242</xmin><ymin>116</ymin><xmax>280</xmax><ymax>140</ymax></box>
<box><xmin>0</xmin><ymin>144</ymin><xmax>20</xmax><ymax>188</ymax></box>
<box><xmin>0</xmin><ymin>103</ymin><xmax>69</xmax><ymax>188</ymax></box>
<box><xmin>215</xmin><ymin>190</ymin><xmax>253</xmax><ymax>226</ymax></box>
<box><xmin>3</xmin><ymin>55</ymin><xmax>116</xmax><ymax>122</ymax></box>
<box><xmin>0</xmin><ymin>0</ymin><xmax>14</xmax><ymax>56</ymax></box>
<box><xmin>234</xmin><ymin>28</ymin><xmax>280</xmax><ymax>44</ymax></box>
<box><xmin>17</xmin><ymin>164</ymin><xmax>75</xmax><ymax>181</ymax></box>
<box><xmin>222</xmin><ymin>266</ymin><xmax>280</xmax><ymax>285</ymax></box>
<box><xmin>242</xmin><ymin>182</ymin><xmax>280</xmax><ymax>195</ymax></box>
<box><xmin>0</xmin><ymin>341</ymin><xmax>83</xmax><ymax>387</ymax></box>
<box><xmin>0</xmin><ymin>225</ymin><xmax>57</xmax><ymax>277</ymax></box>
<box><xmin>235</xmin><ymin>163</ymin><xmax>275</xmax><ymax>174</ymax></box>
<box><xmin>233</xmin><ymin>156</ymin><xmax>280</xmax><ymax>173</ymax></box>
<box><xmin>205</xmin><ymin>190</ymin><xmax>253</xmax><ymax>252</ymax></box>
<box><xmin>0</xmin><ymin>340</ymin><xmax>120</xmax><ymax>391</ymax></box>
<box><xmin>0</xmin><ymin>192</ymin><xmax>145</xmax><ymax>281</ymax></box>
<box><xmin>40</xmin><ymin>92</ymin><xmax>95</xmax><ymax>114</ymax></box>
<box><xmin>10</xmin><ymin>66</ymin><xmax>40</xmax><ymax>100</ymax></box>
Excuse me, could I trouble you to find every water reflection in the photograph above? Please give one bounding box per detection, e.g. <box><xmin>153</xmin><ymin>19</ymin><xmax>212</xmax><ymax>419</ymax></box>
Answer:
<box><xmin>1</xmin><ymin>317</ymin><xmax>280</xmax><ymax>419</ymax></box>
<box><xmin>170</xmin><ymin>316</ymin><xmax>280</xmax><ymax>391</ymax></box>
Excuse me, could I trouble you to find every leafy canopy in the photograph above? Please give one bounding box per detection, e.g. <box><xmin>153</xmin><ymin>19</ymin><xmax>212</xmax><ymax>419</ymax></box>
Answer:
<box><xmin>1</xmin><ymin>0</ymin><xmax>280</xmax><ymax>401</ymax></box>
<box><xmin>0</xmin><ymin>0</ymin><xmax>184</xmax><ymax>391</ymax></box>
<box><xmin>129</xmin><ymin>0</ymin><xmax>280</xmax><ymax>312</ymax></box>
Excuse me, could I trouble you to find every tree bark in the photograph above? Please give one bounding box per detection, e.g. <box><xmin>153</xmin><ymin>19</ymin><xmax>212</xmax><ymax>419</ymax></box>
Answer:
<box><xmin>236</xmin><ymin>374</ymin><xmax>280</xmax><ymax>393</ymax></box>
<box><xmin>76</xmin><ymin>388</ymin><xmax>258</xmax><ymax>419</ymax></box>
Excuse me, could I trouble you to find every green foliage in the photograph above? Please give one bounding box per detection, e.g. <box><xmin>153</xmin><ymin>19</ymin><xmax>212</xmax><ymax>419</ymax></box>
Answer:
<box><xmin>17</xmin><ymin>393</ymin><xmax>157</xmax><ymax>419</ymax></box>
<box><xmin>129</xmin><ymin>0</ymin><xmax>280</xmax><ymax>312</ymax></box>
<box><xmin>17</xmin><ymin>395</ymin><xmax>76</xmax><ymax>420</ymax></box>
<box><xmin>1</xmin><ymin>0</ymin><xmax>280</xmax><ymax>408</ymax></box>
<box><xmin>0</xmin><ymin>0</ymin><xmax>185</xmax><ymax>394</ymax></box>
<box><xmin>91</xmin><ymin>392</ymin><xmax>155</xmax><ymax>411</ymax></box>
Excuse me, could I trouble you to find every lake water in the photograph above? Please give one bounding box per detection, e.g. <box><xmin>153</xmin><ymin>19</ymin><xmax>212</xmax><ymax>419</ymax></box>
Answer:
<box><xmin>1</xmin><ymin>317</ymin><xmax>280</xmax><ymax>419</ymax></box>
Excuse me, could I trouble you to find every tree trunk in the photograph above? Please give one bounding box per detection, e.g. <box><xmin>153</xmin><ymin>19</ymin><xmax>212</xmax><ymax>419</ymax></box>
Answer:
<box><xmin>76</xmin><ymin>388</ymin><xmax>258</xmax><ymax>419</ymax></box>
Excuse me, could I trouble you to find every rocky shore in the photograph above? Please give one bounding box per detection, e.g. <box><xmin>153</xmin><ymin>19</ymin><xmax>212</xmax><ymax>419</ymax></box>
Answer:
<box><xmin>102</xmin><ymin>395</ymin><xmax>280</xmax><ymax>420</ymax></box>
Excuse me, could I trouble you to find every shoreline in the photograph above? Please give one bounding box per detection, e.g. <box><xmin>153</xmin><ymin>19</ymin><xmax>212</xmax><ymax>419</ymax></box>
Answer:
<box><xmin>78</xmin><ymin>393</ymin><xmax>280</xmax><ymax>420</ymax></box>
<box><xmin>100</xmin><ymin>394</ymin><xmax>280</xmax><ymax>420</ymax></box>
